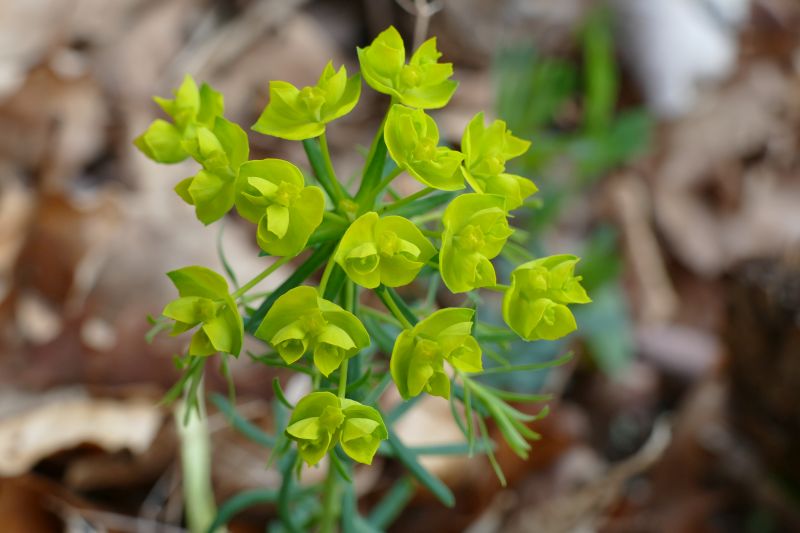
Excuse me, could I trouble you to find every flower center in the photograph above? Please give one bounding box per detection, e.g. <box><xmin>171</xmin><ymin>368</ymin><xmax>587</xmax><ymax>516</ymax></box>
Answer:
<box><xmin>400</xmin><ymin>65</ymin><xmax>422</xmax><ymax>87</ymax></box>
<box><xmin>413</xmin><ymin>138</ymin><xmax>436</xmax><ymax>161</ymax></box>
<box><xmin>378</xmin><ymin>231</ymin><xmax>399</xmax><ymax>256</ymax></box>
<box><xmin>273</xmin><ymin>181</ymin><xmax>300</xmax><ymax>206</ymax></box>
<box><xmin>485</xmin><ymin>155</ymin><xmax>504</xmax><ymax>175</ymax></box>
<box><xmin>413</xmin><ymin>338</ymin><xmax>440</xmax><ymax>360</ymax></box>
<box><xmin>300</xmin><ymin>311</ymin><xmax>326</xmax><ymax>335</ymax></box>
<box><xmin>298</xmin><ymin>86</ymin><xmax>326</xmax><ymax>119</ymax></box>
<box><xmin>456</xmin><ymin>224</ymin><xmax>485</xmax><ymax>252</ymax></box>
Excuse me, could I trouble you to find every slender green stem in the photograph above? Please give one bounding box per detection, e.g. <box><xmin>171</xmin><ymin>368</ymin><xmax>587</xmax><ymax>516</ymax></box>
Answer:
<box><xmin>360</xmin><ymin>306</ymin><xmax>402</xmax><ymax>327</ymax></box>
<box><xmin>485</xmin><ymin>284</ymin><xmax>510</xmax><ymax>293</ymax></box>
<box><xmin>377</xmin><ymin>289</ymin><xmax>413</xmax><ymax>329</ymax></box>
<box><xmin>231</xmin><ymin>255</ymin><xmax>293</xmax><ymax>300</ymax></box>
<box><xmin>318</xmin><ymin>253</ymin><xmax>337</xmax><ymax>295</ymax></box>
<box><xmin>420</xmin><ymin>228</ymin><xmax>441</xmax><ymax>239</ymax></box>
<box><xmin>374</xmin><ymin>166</ymin><xmax>403</xmax><ymax>198</ymax></box>
<box><xmin>319</xmin><ymin>132</ymin><xmax>347</xmax><ymax>203</ymax></box>
<box><xmin>177</xmin><ymin>378</ymin><xmax>218</xmax><ymax>533</ymax></box>
<box><xmin>338</xmin><ymin>359</ymin><xmax>349</xmax><ymax>399</ymax></box>
<box><xmin>380</xmin><ymin>187</ymin><xmax>435</xmax><ymax>214</ymax></box>
<box><xmin>319</xmin><ymin>457</ymin><xmax>340</xmax><ymax>533</ymax></box>
<box><xmin>323</xmin><ymin>210</ymin><xmax>349</xmax><ymax>226</ymax></box>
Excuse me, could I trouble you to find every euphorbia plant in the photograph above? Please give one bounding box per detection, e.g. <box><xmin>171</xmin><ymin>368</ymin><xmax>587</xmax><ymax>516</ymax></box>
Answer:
<box><xmin>140</xmin><ymin>25</ymin><xmax>589</xmax><ymax>532</ymax></box>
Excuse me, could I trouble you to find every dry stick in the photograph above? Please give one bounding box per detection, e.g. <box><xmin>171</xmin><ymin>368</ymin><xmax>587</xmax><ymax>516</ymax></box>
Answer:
<box><xmin>395</xmin><ymin>0</ymin><xmax>444</xmax><ymax>49</ymax></box>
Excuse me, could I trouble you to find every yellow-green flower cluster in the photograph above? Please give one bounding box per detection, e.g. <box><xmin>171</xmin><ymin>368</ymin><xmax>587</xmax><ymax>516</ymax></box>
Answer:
<box><xmin>138</xmin><ymin>25</ymin><xmax>592</xmax><ymax>478</ymax></box>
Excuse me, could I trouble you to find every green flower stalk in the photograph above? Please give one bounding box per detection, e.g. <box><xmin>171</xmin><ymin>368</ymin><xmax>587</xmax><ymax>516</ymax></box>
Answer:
<box><xmin>162</xmin><ymin>266</ymin><xmax>243</xmax><ymax>357</ymax></box>
<box><xmin>390</xmin><ymin>308</ymin><xmax>482</xmax><ymax>400</ymax></box>
<box><xmin>252</xmin><ymin>61</ymin><xmax>361</xmax><ymax>141</ymax></box>
<box><xmin>461</xmin><ymin>112</ymin><xmax>538</xmax><ymax>210</ymax></box>
<box><xmin>384</xmin><ymin>104</ymin><xmax>464</xmax><ymax>190</ymax></box>
<box><xmin>255</xmin><ymin>286</ymin><xmax>369</xmax><ymax>376</ymax></box>
<box><xmin>285</xmin><ymin>392</ymin><xmax>387</xmax><ymax>466</ymax></box>
<box><xmin>357</xmin><ymin>26</ymin><xmax>457</xmax><ymax>109</ymax></box>
<box><xmin>334</xmin><ymin>212</ymin><xmax>436</xmax><ymax>289</ymax></box>
<box><xmin>503</xmin><ymin>255</ymin><xmax>592</xmax><ymax>341</ymax></box>
<box><xmin>440</xmin><ymin>193</ymin><xmax>513</xmax><ymax>293</ymax></box>
<box><xmin>235</xmin><ymin>159</ymin><xmax>325</xmax><ymax>256</ymax></box>
<box><xmin>134</xmin><ymin>75</ymin><xmax>224</xmax><ymax>164</ymax></box>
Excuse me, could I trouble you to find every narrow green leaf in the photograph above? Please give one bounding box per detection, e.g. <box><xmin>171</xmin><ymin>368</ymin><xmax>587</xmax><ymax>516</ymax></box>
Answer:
<box><xmin>216</xmin><ymin>221</ymin><xmax>239</xmax><ymax>289</ymax></box>
<box><xmin>207</xmin><ymin>489</ymin><xmax>278</xmax><ymax>532</ymax></box>
<box><xmin>386</xmin><ymin>430</ymin><xmax>455</xmax><ymax>508</ymax></box>
<box><xmin>367</xmin><ymin>477</ymin><xmax>415</xmax><ymax>529</ymax></box>
<box><xmin>272</xmin><ymin>378</ymin><xmax>295</xmax><ymax>409</ymax></box>
<box><xmin>210</xmin><ymin>393</ymin><xmax>276</xmax><ymax>448</ymax></box>
<box><xmin>362</xmin><ymin>372</ymin><xmax>393</xmax><ymax>406</ymax></box>
<box><xmin>479</xmin><ymin>352</ymin><xmax>573</xmax><ymax>375</ymax></box>
<box><xmin>383</xmin><ymin>191</ymin><xmax>455</xmax><ymax>218</ymax></box>
<box><xmin>476</xmin><ymin>415</ymin><xmax>507</xmax><ymax>486</ymax></box>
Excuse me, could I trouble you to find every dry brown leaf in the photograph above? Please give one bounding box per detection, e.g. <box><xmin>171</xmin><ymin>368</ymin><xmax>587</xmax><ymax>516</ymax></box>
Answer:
<box><xmin>0</xmin><ymin>388</ymin><xmax>162</xmax><ymax>476</ymax></box>
<box><xmin>653</xmin><ymin>62</ymin><xmax>800</xmax><ymax>275</ymax></box>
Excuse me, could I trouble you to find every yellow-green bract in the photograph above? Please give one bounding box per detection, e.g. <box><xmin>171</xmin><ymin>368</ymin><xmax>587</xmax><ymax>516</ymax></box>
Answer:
<box><xmin>390</xmin><ymin>308</ymin><xmax>482</xmax><ymax>400</ymax></box>
<box><xmin>334</xmin><ymin>212</ymin><xmax>436</xmax><ymax>289</ymax></box>
<box><xmin>173</xmin><ymin>117</ymin><xmax>250</xmax><ymax>225</ymax></box>
<box><xmin>357</xmin><ymin>26</ymin><xmax>457</xmax><ymax>109</ymax></box>
<box><xmin>503</xmin><ymin>255</ymin><xmax>592</xmax><ymax>341</ymax></box>
<box><xmin>235</xmin><ymin>159</ymin><xmax>325</xmax><ymax>256</ymax></box>
<box><xmin>461</xmin><ymin>112</ymin><xmax>538</xmax><ymax>210</ymax></box>
<box><xmin>252</xmin><ymin>61</ymin><xmax>361</xmax><ymax>141</ymax></box>
<box><xmin>162</xmin><ymin>266</ymin><xmax>243</xmax><ymax>357</ymax></box>
<box><xmin>255</xmin><ymin>286</ymin><xmax>370</xmax><ymax>376</ymax></box>
<box><xmin>440</xmin><ymin>193</ymin><xmax>513</xmax><ymax>293</ymax></box>
<box><xmin>384</xmin><ymin>104</ymin><xmax>464</xmax><ymax>190</ymax></box>
<box><xmin>134</xmin><ymin>75</ymin><xmax>224</xmax><ymax>164</ymax></box>
<box><xmin>285</xmin><ymin>392</ymin><xmax>388</xmax><ymax>466</ymax></box>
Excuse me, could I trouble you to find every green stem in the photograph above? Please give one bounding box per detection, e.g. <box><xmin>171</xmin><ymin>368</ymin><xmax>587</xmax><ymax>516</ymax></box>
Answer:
<box><xmin>373</xmin><ymin>166</ymin><xmax>403</xmax><ymax>197</ymax></box>
<box><xmin>376</xmin><ymin>289</ymin><xmax>413</xmax><ymax>329</ymax></box>
<box><xmin>338</xmin><ymin>359</ymin><xmax>349</xmax><ymax>399</ymax></box>
<box><xmin>485</xmin><ymin>284</ymin><xmax>510</xmax><ymax>293</ymax></box>
<box><xmin>318</xmin><ymin>253</ymin><xmax>337</xmax><ymax>295</ymax></box>
<box><xmin>380</xmin><ymin>187</ymin><xmax>435</xmax><ymax>214</ymax></box>
<box><xmin>177</xmin><ymin>378</ymin><xmax>218</xmax><ymax>533</ymax></box>
<box><xmin>319</xmin><ymin>132</ymin><xmax>347</xmax><ymax>203</ymax></box>
<box><xmin>319</xmin><ymin>457</ymin><xmax>340</xmax><ymax>533</ymax></box>
<box><xmin>323</xmin><ymin>210</ymin><xmax>349</xmax><ymax>226</ymax></box>
<box><xmin>231</xmin><ymin>255</ymin><xmax>293</xmax><ymax>300</ymax></box>
<box><xmin>420</xmin><ymin>228</ymin><xmax>441</xmax><ymax>239</ymax></box>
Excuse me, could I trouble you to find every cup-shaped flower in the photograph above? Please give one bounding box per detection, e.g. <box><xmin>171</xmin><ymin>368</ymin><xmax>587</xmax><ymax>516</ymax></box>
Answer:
<box><xmin>255</xmin><ymin>286</ymin><xmax>369</xmax><ymax>376</ymax></box>
<box><xmin>285</xmin><ymin>392</ymin><xmax>344</xmax><ymax>466</ymax></box>
<box><xmin>503</xmin><ymin>255</ymin><xmax>591</xmax><ymax>341</ymax></box>
<box><xmin>252</xmin><ymin>62</ymin><xmax>361</xmax><ymax>141</ymax></box>
<box><xmin>357</xmin><ymin>26</ymin><xmax>457</xmax><ymax>109</ymax></box>
<box><xmin>334</xmin><ymin>212</ymin><xmax>435</xmax><ymax>289</ymax></box>
<box><xmin>384</xmin><ymin>104</ymin><xmax>464</xmax><ymax>190</ymax></box>
<box><xmin>339</xmin><ymin>400</ymin><xmax>388</xmax><ymax>465</ymax></box>
<box><xmin>461</xmin><ymin>112</ymin><xmax>537</xmax><ymax>210</ymax></box>
<box><xmin>390</xmin><ymin>308</ymin><xmax>482</xmax><ymax>400</ymax></box>
<box><xmin>235</xmin><ymin>159</ymin><xmax>325</xmax><ymax>256</ymax></box>
<box><xmin>440</xmin><ymin>193</ymin><xmax>513</xmax><ymax>293</ymax></box>
<box><xmin>172</xmin><ymin>117</ymin><xmax>250</xmax><ymax>225</ymax></box>
<box><xmin>135</xmin><ymin>75</ymin><xmax>224</xmax><ymax>164</ymax></box>
<box><xmin>285</xmin><ymin>393</ymin><xmax>388</xmax><ymax>466</ymax></box>
<box><xmin>161</xmin><ymin>266</ymin><xmax>243</xmax><ymax>357</ymax></box>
